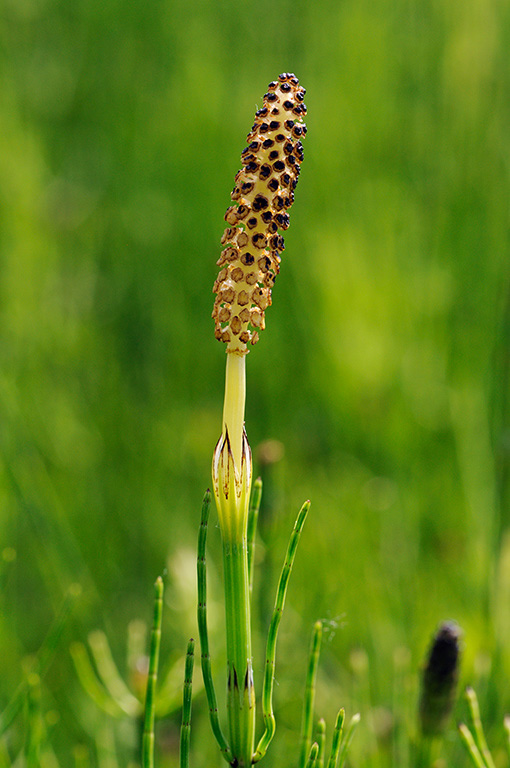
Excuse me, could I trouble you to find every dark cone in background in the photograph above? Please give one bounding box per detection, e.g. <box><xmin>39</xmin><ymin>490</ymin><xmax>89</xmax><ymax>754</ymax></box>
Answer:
<box><xmin>419</xmin><ymin>620</ymin><xmax>462</xmax><ymax>736</ymax></box>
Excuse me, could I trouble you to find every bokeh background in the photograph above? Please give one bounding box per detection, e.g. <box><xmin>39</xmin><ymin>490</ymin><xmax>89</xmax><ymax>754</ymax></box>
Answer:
<box><xmin>1</xmin><ymin>0</ymin><xmax>509</xmax><ymax>764</ymax></box>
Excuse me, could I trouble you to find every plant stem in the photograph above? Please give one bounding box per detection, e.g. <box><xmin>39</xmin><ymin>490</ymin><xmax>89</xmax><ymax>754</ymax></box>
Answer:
<box><xmin>222</xmin><ymin>352</ymin><xmax>246</xmax><ymax>470</ymax></box>
<box><xmin>223</xmin><ymin>534</ymin><xmax>255</xmax><ymax>767</ymax></box>
<box><xmin>142</xmin><ymin>577</ymin><xmax>163</xmax><ymax>768</ymax></box>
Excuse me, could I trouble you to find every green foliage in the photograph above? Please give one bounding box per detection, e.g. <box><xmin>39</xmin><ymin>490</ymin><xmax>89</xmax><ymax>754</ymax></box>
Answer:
<box><xmin>0</xmin><ymin>0</ymin><xmax>509</xmax><ymax>764</ymax></box>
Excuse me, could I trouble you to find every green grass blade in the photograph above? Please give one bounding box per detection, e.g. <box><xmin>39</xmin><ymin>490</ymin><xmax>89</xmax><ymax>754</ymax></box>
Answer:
<box><xmin>247</xmin><ymin>477</ymin><xmax>262</xmax><ymax>594</ymax></box>
<box><xmin>298</xmin><ymin>619</ymin><xmax>322</xmax><ymax>768</ymax></box>
<box><xmin>180</xmin><ymin>639</ymin><xmax>195</xmax><ymax>768</ymax></box>
<box><xmin>196</xmin><ymin>490</ymin><xmax>232</xmax><ymax>763</ymax></box>
<box><xmin>142</xmin><ymin>576</ymin><xmax>164</xmax><ymax>768</ymax></box>
<box><xmin>459</xmin><ymin>724</ymin><xmax>486</xmax><ymax>768</ymax></box>
<box><xmin>337</xmin><ymin>713</ymin><xmax>360</xmax><ymax>768</ymax></box>
<box><xmin>254</xmin><ymin>500</ymin><xmax>310</xmax><ymax>764</ymax></box>
<box><xmin>326</xmin><ymin>709</ymin><xmax>345</xmax><ymax>768</ymax></box>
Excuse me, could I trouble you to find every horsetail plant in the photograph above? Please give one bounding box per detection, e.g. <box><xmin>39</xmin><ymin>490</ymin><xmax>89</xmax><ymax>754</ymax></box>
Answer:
<box><xmin>195</xmin><ymin>73</ymin><xmax>358</xmax><ymax>768</ymax></box>
<box><xmin>204</xmin><ymin>73</ymin><xmax>309</xmax><ymax>767</ymax></box>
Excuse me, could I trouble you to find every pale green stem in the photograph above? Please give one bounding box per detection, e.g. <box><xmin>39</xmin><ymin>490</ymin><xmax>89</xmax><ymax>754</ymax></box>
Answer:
<box><xmin>465</xmin><ymin>688</ymin><xmax>496</xmax><ymax>768</ymax></box>
<box><xmin>222</xmin><ymin>352</ymin><xmax>246</xmax><ymax>469</ymax></box>
<box><xmin>459</xmin><ymin>724</ymin><xmax>486</xmax><ymax>768</ymax></box>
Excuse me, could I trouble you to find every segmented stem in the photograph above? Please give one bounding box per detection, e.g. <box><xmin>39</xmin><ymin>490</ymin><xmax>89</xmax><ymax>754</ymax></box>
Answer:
<box><xmin>142</xmin><ymin>576</ymin><xmax>164</xmax><ymax>768</ymax></box>
<box><xmin>180</xmin><ymin>639</ymin><xmax>195</xmax><ymax>768</ymax></box>
<box><xmin>337</xmin><ymin>714</ymin><xmax>360</xmax><ymax>768</ymax></box>
<box><xmin>326</xmin><ymin>710</ymin><xmax>345</xmax><ymax>768</ymax></box>
<box><xmin>306</xmin><ymin>743</ymin><xmax>320</xmax><ymax>768</ymax></box>
<box><xmin>299</xmin><ymin>620</ymin><xmax>322</xmax><ymax>768</ymax></box>
<box><xmin>316</xmin><ymin>718</ymin><xmax>326</xmax><ymax>768</ymax></box>
<box><xmin>465</xmin><ymin>688</ymin><xmax>496</xmax><ymax>768</ymax></box>
<box><xmin>196</xmin><ymin>490</ymin><xmax>232</xmax><ymax>763</ymax></box>
<box><xmin>459</xmin><ymin>724</ymin><xmax>486</xmax><ymax>768</ymax></box>
<box><xmin>253</xmin><ymin>500</ymin><xmax>310</xmax><ymax>763</ymax></box>
<box><xmin>247</xmin><ymin>477</ymin><xmax>262</xmax><ymax>594</ymax></box>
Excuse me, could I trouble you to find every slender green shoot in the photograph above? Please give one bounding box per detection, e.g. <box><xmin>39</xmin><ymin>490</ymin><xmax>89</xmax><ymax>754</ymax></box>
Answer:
<box><xmin>316</xmin><ymin>718</ymin><xmax>326</xmax><ymax>768</ymax></box>
<box><xmin>337</xmin><ymin>713</ymin><xmax>360</xmax><ymax>768</ymax></box>
<box><xmin>465</xmin><ymin>688</ymin><xmax>496</xmax><ymax>768</ymax></box>
<box><xmin>298</xmin><ymin>619</ymin><xmax>322</xmax><ymax>768</ymax></box>
<box><xmin>253</xmin><ymin>500</ymin><xmax>311</xmax><ymax>763</ymax></box>
<box><xmin>0</xmin><ymin>583</ymin><xmax>81</xmax><ymax>736</ymax></box>
<box><xmin>459</xmin><ymin>723</ymin><xmax>486</xmax><ymax>768</ymax></box>
<box><xmin>196</xmin><ymin>490</ymin><xmax>232</xmax><ymax>763</ymax></box>
<box><xmin>326</xmin><ymin>709</ymin><xmax>345</xmax><ymax>768</ymax></box>
<box><xmin>247</xmin><ymin>477</ymin><xmax>262</xmax><ymax>594</ymax></box>
<box><xmin>142</xmin><ymin>576</ymin><xmax>164</xmax><ymax>768</ymax></box>
<box><xmin>180</xmin><ymin>639</ymin><xmax>195</xmax><ymax>768</ymax></box>
<box><xmin>306</xmin><ymin>742</ymin><xmax>320</xmax><ymax>768</ymax></box>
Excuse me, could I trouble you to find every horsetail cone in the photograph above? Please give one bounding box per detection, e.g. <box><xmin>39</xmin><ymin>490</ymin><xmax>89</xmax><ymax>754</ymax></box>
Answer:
<box><xmin>213</xmin><ymin>74</ymin><xmax>307</xmax><ymax>540</ymax></box>
<box><xmin>212</xmin><ymin>73</ymin><xmax>307</xmax><ymax>355</ymax></box>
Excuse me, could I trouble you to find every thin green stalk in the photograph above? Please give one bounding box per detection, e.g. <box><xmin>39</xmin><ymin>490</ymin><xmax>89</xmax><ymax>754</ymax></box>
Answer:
<box><xmin>223</xmin><ymin>534</ymin><xmax>255</xmax><ymax>768</ymax></box>
<box><xmin>253</xmin><ymin>500</ymin><xmax>311</xmax><ymax>764</ymax></box>
<box><xmin>196</xmin><ymin>490</ymin><xmax>232</xmax><ymax>764</ymax></box>
<box><xmin>306</xmin><ymin>743</ymin><xmax>319</xmax><ymax>768</ymax></box>
<box><xmin>459</xmin><ymin>724</ymin><xmax>486</xmax><ymax>768</ymax></box>
<box><xmin>337</xmin><ymin>713</ymin><xmax>360</xmax><ymax>768</ymax></box>
<box><xmin>316</xmin><ymin>718</ymin><xmax>326</xmax><ymax>768</ymax></box>
<box><xmin>298</xmin><ymin>618</ymin><xmax>322</xmax><ymax>768</ymax></box>
<box><xmin>465</xmin><ymin>688</ymin><xmax>496</xmax><ymax>768</ymax></box>
<box><xmin>142</xmin><ymin>577</ymin><xmax>164</xmax><ymax>768</ymax></box>
<box><xmin>180</xmin><ymin>639</ymin><xmax>195</xmax><ymax>768</ymax></box>
<box><xmin>247</xmin><ymin>477</ymin><xmax>262</xmax><ymax>594</ymax></box>
<box><xmin>326</xmin><ymin>710</ymin><xmax>345</xmax><ymax>768</ymax></box>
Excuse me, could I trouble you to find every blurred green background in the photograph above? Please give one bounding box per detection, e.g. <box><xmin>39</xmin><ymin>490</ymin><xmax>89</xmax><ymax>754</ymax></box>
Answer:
<box><xmin>1</xmin><ymin>0</ymin><xmax>509</xmax><ymax>764</ymax></box>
